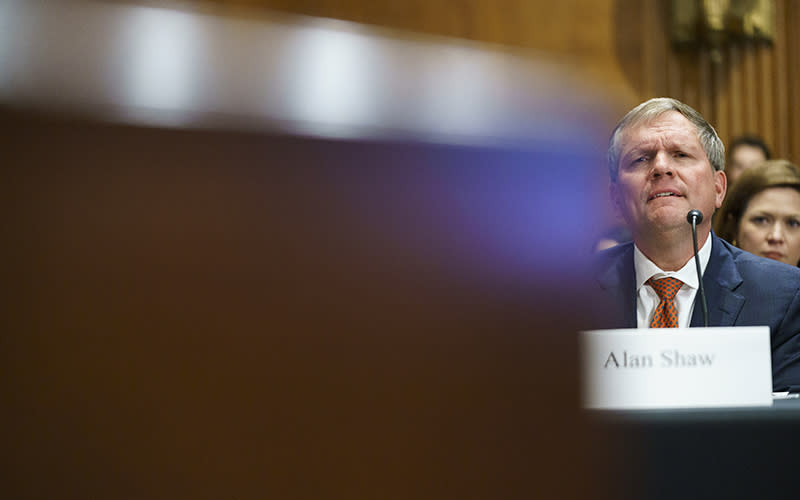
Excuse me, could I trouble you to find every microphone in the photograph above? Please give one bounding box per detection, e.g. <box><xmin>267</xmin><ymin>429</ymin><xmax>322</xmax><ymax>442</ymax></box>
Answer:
<box><xmin>687</xmin><ymin>210</ymin><xmax>708</xmax><ymax>327</ymax></box>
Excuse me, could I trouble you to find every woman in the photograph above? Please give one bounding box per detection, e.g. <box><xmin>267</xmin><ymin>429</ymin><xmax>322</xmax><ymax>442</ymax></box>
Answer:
<box><xmin>715</xmin><ymin>159</ymin><xmax>800</xmax><ymax>267</ymax></box>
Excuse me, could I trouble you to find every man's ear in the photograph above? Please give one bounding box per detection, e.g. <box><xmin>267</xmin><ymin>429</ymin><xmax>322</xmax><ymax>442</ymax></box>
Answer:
<box><xmin>714</xmin><ymin>169</ymin><xmax>727</xmax><ymax>209</ymax></box>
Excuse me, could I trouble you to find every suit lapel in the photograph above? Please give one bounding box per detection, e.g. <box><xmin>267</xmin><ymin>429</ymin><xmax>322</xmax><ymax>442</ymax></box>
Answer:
<box><xmin>596</xmin><ymin>243</ymin><xmax>638</xmax><ymax>328</ymax></box>
<box><xmin>690</xmin><ymin>234</ymin><xmax>745</xmax><ymax>327</ymax></box>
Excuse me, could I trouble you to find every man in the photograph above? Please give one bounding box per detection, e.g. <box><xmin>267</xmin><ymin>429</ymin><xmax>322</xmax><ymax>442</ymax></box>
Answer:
<box><xmin>726</xmin><ymin>134</ymin><xmax>771</xmax><ymax>186</ymax></box>
<box><xmin>592</xmin><ymin>97</ymin><xmax>800</xmax><ymax>392</ymax></box>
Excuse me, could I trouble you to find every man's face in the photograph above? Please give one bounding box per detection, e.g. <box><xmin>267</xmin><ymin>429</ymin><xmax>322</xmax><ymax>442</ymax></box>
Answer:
<box><xmin>610</xmin><ymin>111</ymin><xmax>726</xmax><ymax>240</ymax></box>
<box><xmin>727</xmin><ymin>144</ymin><xmax>767</xmax><ymax>185</ymax></box>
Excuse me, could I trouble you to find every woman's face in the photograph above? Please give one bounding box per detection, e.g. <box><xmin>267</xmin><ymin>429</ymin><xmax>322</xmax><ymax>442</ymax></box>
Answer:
<box><xmin>736</xmin><ymin>187</ymin><xmax>800</xmax><ymax>266</ymax></box>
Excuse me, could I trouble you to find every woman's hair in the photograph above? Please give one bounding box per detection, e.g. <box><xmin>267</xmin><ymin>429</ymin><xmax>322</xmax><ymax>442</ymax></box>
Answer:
<box><xmin>714</xmin><ymin>159</ymin><xmax>800</xmax><ymax>243</ymax></box>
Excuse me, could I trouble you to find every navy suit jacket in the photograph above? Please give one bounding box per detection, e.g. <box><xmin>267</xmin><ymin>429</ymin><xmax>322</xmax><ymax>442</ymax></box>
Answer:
<box><xmin>591</xmin><ymin>233</ymin><xmax>800</xmax><ymax>392</ymax></box>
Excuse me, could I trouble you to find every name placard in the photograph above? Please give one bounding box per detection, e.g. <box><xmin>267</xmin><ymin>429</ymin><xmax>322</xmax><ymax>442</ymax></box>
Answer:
<box><xmin>580</xmin><ymin>327</ymin><xmax>772</xmax><ymax>409</ymax></box>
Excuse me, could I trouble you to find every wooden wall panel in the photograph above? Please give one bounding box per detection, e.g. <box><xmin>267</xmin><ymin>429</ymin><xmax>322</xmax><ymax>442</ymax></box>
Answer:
<box><xmin>118</xmin><ymin>0</ymin><xmax>643</xmax><ymax>107</ymax></box>
<box><xmin>786</xmin><ymin>1</ymin><xmax>800</xmax><ymax>163</ymax></box>
<box><xmin>179</xmin><ymin>0</ymin><xmax>798</xmax><ymax>164</ymax></box>
<box><xmin>743</xmin><ymin>41</ymin><xmax>757</xmax><ymax>131</ymax></box>
<box><xmin>774</xmin><ymin>0</ymin><xmax>789</xmax><ymax>156</ymax></box>
<box><xmin>632</xmin><ymin>0</ymin><xmax>799</xmax><ymax>164</ymax></box>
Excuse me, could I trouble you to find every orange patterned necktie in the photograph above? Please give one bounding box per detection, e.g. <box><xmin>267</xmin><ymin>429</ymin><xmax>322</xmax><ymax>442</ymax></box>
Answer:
<box><xmin>648</xmin><ymin>277</ymin><xmax>683</xmax><ymax>328</ymax></box>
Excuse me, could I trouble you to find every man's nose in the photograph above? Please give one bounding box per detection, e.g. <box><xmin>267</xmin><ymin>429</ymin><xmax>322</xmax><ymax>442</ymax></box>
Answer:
<box><xmin>650</xmin><ymin>152</ymin><xmax>673</xmax><ymax>177</ymax></box>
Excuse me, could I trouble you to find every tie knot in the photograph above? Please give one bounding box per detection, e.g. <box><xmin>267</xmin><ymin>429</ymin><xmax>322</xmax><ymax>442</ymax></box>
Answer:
<box><xmin>647</xmin><ymin>277</ymin><xmax>683</xmax><ymax>301</ymax></box>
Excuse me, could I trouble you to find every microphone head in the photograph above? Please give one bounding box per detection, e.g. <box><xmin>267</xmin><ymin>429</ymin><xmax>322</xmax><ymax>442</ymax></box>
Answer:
<box><xmin>686</xmin><ymin>209</ymin><xmax>704</xmax><ymax>224</ymax></box>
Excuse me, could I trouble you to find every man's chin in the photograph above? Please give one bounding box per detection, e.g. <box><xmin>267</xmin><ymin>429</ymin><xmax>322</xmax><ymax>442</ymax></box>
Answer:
<box><xmin>641</xmin><ymin>212</ymin><xmax>691</xmax><ymax>234</ymax></box>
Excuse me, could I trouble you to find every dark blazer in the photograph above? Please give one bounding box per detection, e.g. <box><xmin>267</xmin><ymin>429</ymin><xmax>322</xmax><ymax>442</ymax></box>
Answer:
<box><xmin>591</xmin><ymin>233</ymin><xmax>800</xmax><ymax>392</ymax></box>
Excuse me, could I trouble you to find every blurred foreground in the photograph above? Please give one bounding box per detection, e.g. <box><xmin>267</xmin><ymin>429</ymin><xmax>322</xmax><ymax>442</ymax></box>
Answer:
<box><xmin>1</xmin><ymin>1</ymin><xmax>619</xmax><ymax>498</ymax></box>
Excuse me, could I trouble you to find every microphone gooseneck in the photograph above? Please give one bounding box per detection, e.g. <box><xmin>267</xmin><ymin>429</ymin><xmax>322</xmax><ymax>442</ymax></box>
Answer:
<box><xmin>687</xmin><ymin>210</ymin><xmax>709</xmax><ymax>327</ymax></box>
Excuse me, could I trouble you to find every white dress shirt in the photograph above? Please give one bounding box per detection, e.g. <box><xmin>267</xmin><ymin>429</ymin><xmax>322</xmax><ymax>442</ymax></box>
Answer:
<box><xmin>634</xmin><ymin>235</ymin><xmax>712</xmax><ymax>328</ymax></box>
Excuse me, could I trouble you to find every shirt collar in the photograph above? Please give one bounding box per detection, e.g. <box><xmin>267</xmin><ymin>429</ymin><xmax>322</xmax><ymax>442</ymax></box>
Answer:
<box><xmin>633</xmin><ymin>233</ymin><xmax>712</xmax><ymax>291</ymax></box>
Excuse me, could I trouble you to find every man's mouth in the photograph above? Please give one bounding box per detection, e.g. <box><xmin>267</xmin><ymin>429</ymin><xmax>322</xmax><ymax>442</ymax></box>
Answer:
<box><xmin>648</xmin><ymin>191</ymin><xmax>681</xmax><ymax>201</ymax></box>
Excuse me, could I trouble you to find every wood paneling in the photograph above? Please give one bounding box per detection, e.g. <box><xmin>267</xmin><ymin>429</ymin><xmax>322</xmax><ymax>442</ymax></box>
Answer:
<box><xmin>183</xmin><ymin>0</ymin><xmax>798</xmax><ymax>162</ymax></box>
<box><xmin>112</xmin><ymin>0</ymin><xmax>641</xmax><ymax>105</ymax></box>
<box><xmin>632</xmin><ymin>0</ymin><xmax>799</xmax><ymax>162</ymax></box>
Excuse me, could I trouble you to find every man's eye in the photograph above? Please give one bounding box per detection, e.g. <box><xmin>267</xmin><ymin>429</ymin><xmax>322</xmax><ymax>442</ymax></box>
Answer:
<box><xmin>675</xmin><ymin>152</ymin><xmax>688</xmax><ymax>158</ymax></box>
<box><xmin>751</xmin><ymin>216</ymin><xmax>769</xmax><ymax>225</ymax></box>
<box><xmin>787</xmin><ymin>218</ymin><xmax>800</xmax><ymax>228</ymax></box>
